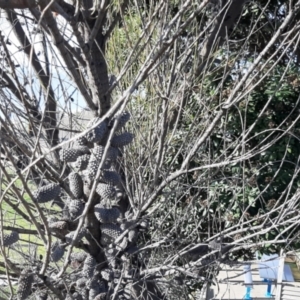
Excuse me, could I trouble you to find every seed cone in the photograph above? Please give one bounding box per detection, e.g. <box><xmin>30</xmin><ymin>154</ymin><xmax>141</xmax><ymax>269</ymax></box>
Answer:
<box><xmin>92</xmin><ymin>146</ymin><xmax>119</xmax><ymax>162</ymax></box>
<box><xmin>71</xmin><ymin>251</ymin><xmax>88</xmax><ymax>262</ymax></box>
<box><xmin>92</xmin><ymin>145</ymin><xmax>104</xmax><ymax>160</ymax></box>
<box><xmin>96</xmin><ymin>183</ymin><xmax>116</xmax><ymax>200</ymax></box>
<box><xmin>77</xmin><ymin>136</ymin><xmax>88</xmax><ymax>145</ymax></box>
<box><xmin>100</xmin><ymin>223</ymin><xmax>122</xmax><ymax>246</ymax></box>
<box><xmin>65</xmin><ymin>228</ymin><xmax>87</xmax><ymax>244</ymax></box>
<box><xmin>33</xmin><ymin>183</ymin><xmax>60</xmax><ymax>203</ymax></box>
<box><xmin>17</xmin><ymin>269</ymin><xmax>34</xmax><ymax>300</ymax></box>
<box><xmin>86</xmin><ymin>158</ymin><xmax>99</xmax><ymax>180</ymax></box>
<box><xmin>51</xmin><ymin>242</ymin><xmax>65</xmax><ymax>262</ymax></box>
<box><xmin>107</xmin><ymin>147</ymin><xmax>119</xmax><ymax>162</ymax></box>
<box><xmin>75</xmin><ymin>146</ymin><xmax>90</xmax><ymax>154</ymax></box>
<box><xmin>76</xmin><ymin>277</ymin><xmax>87</xmax><ymax>288</ymax></box>
<box><xmin>111</xmin><ymin>132</ymin><xmax>134</xmax><ymax>147</ymax></box>
<box><xmin>82</xmin><ymin>255</ymin><xmax>96</xmax><ymax>278</ymax></box>
<box><xmin>1</xmin><ymin>230</ymin><xmax>19</xmax><ymax>247</ymax></box>
<box><xmin>68</xmin><ymin>199</ymin><xmax>85</xmax><ymax>219</ymax></box>
<box><xmin>69</xmin><ymin>172</ymin><xmax>83</xmax><ymax>199</ymax></box>
<box><xmin>110</xmin><ymin>111</ymin><xmax>131</xmax><ymax>131</ymax></box>
<box><xmin>49</xmin><ymin>221</ymin><xmax>68</xmax><ymax>235</ymax></box>
<box><xmin>86</xmin><ymin>120</ymin><xmax>108</xmax><ymax>143</ymax></box>
<box><xmin>61</xmin><ymin>207</ymin><xmax>73</xmax><ymax>223</ymax></box>
<box><xmin>74</xmin><ymin>154</ymin><xmax>90</xmax><ymax>171</ymax></box>
<box><xmin>101</xmin><ymin>170</ymin><xmax>121</xmax><ymax>186</ymax></box>
<box><xmin>59</xmin><ymin>147</ymin><xmax>89</xmax><ymax>162</ymax></box>
<box><xmin>94</xmin><ymin>204</ymin><xmax>120</xmax><ymax>223</ymax></box>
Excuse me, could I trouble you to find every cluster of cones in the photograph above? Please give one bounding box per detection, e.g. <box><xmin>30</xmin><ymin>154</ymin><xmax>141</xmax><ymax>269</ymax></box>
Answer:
<box><xmin>2</xmin><ymin>111</ymin><xmax>149</xmax><ymax>299</ymax></box>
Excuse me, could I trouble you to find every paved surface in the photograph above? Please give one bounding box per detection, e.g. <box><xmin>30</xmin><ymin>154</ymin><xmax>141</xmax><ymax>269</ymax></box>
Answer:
<box><xmin>208</xmin><ymin>263</ymin><xmax>277</xmax><ymax>299</ymax></box>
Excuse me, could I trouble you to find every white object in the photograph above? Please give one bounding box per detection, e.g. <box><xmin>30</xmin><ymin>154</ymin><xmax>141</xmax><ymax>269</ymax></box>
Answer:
<box><xmin>244</xmin><ymin>264</ymin><xmax>253</xmax><ymax>287</ymax></box>
<box><xmin>258</xmin><ymin>254</ymin><xmax>294</xmax><ymax>282</ymax></box>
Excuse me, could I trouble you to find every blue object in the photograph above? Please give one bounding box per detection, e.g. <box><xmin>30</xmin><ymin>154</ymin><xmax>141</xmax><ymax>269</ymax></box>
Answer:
<box><xmin>263</xmin><ymin>278</ymin><xmax>273</xmax><ymax>298</ymax></box>
<box><xmin>244</xmin><ymin>286</ymin><xmax>252</xmax><ymax>299</ymax></box>
<box><xmin>258</xmin><ymin>254</ymin><xmax>294</xmax><ymax>282</ymax></box>
<box><xmin>243</xmin><ymin>264</ymin><xmax>253</xmax><ymax>299</ymax></box>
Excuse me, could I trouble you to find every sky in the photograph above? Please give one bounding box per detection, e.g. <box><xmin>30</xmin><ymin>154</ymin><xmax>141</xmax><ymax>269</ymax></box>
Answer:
<box><xmin>0</xmin><ymin>8</ymin><xmax>87</xmax><ymax>117</ymax></box>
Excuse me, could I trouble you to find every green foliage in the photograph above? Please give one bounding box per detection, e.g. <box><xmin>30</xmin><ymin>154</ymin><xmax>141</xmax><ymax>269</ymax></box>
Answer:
<box><xmin>139</xmin><ymin>53</ymin><xmax>300</xmax><ymax>260</ymax></box>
